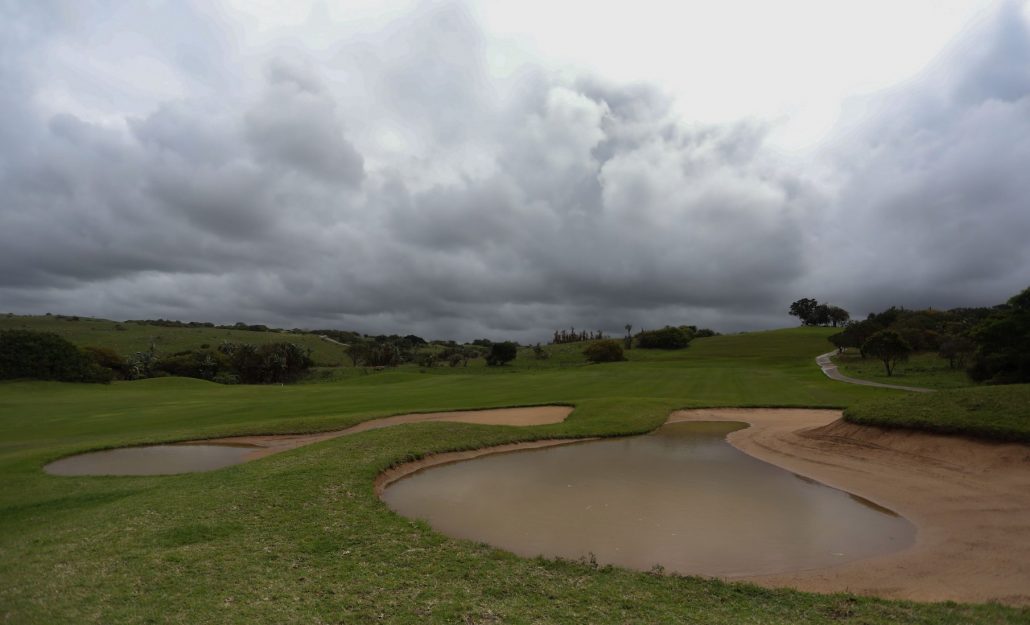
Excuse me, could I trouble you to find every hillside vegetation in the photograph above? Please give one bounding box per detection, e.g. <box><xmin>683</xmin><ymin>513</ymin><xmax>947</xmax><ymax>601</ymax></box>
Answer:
<box><xmin>0</xmin><ymin>314</ymin><xmax>345</xmax><ymax>366</ymax></box>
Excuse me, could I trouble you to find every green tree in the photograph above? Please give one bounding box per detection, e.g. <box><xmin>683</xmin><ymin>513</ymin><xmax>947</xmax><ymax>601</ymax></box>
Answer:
<box><xmin>0</xmin><ymin>330</ymin><xmax>112</xmax><ymax>383</ymax></box>
<box><xmin>485</xmin><ymin>341</ymin><xmax>517</xmax><ymax>366</ymax></box>
<box><xmin>827</xmin><ymin>306</ymin><xmax>850</xmax><ymax>327</ymax></box>
<box><xmin>968</xmin><ymin>286</ymin><xmax>1030</xmax><ymax>383</ymax></box>
<box><xmin>862</xmin><ymin>330</ymin><xmax>912</xmax><ymax>377</ymax></box>
<box><xmin>938</xmin><ymin>335</ymin><xmax>976</xmax><ymax>370</ymax></box>
<box><xmin>788</xmin><ymin>298</ymin><xmax>819</xmax><ymax>325</ymax></box>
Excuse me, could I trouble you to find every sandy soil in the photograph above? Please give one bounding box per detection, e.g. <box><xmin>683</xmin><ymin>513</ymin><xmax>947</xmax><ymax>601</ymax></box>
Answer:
<box><xmin>195</xmin><ymin>405</ymin><xmax>573</xmax><ymax>461</ymax></box>
<box><xmin>667</xmin><ymin>408</ymin><xmax>1030</xmax><ymax>605</ymax></box>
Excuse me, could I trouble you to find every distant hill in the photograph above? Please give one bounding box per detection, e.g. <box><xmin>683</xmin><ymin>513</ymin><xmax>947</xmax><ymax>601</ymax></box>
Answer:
<box><xmin>0</xmin><ymin>314</ymin><xmax>345</xmax><ymax>366</ymax></box>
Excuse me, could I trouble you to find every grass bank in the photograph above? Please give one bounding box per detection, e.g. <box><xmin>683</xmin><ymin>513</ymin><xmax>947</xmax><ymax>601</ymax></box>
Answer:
<box><xmin>0</xmin><ymin>328</ymin><xmax>1025</xmax><ymax>624</ymax></box>
<box><xmin>844</xmin><ymin>383</ymin><xmax>1030</xmax><ymax>442</ymax></box>
<box><xmin>832</xmin><ymin>350</ymin><xmax>974</xmax><ymax>390</ymax></box>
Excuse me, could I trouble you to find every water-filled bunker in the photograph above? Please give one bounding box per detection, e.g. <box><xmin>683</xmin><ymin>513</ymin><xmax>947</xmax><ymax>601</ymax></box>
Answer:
<box><xmin>381</xmin><ymin>421</ymin><xmax>915</xmax><ymax>577</ymax></box>
<box><xmin>45</xmin><ymin>444</ymin><xmax>257</xmax><ymax>476</ymax></box>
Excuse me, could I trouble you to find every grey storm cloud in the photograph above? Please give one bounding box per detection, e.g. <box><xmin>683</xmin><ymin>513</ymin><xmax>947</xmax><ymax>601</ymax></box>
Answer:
<box><xmin>808</xmin><ymin>1</ymin><xmax>1030</xmax><ymax>315</ymax></box>
<box><xmin>0</xmin><ymin>1</ymin><xmax>1028</xmax><ymax>341</ymax></box>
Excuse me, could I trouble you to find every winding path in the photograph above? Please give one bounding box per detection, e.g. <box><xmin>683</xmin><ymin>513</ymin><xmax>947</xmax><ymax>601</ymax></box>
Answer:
<box><xmin>816</xmin><ymin>351</ymin><xmax>934</xmax><ymax>392</ymax></box>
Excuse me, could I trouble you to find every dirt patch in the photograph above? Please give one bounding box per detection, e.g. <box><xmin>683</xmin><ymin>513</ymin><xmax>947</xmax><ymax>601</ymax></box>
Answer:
<box><xmin>667</xmin><ymin>408</ymin><xmax>1030</xmax><ymax>606</ymax></box>
<box><xmin>198</xmin><ymin>405</ymin><xmax>573</xmax><ymax>461</ymax></box>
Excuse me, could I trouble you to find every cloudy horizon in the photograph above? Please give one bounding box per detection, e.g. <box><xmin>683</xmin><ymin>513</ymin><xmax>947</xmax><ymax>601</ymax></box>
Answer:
<box><xmin>2</xmin><ymin>1</ymin><xmax>1029</xmax><ymax>342</ymax></box>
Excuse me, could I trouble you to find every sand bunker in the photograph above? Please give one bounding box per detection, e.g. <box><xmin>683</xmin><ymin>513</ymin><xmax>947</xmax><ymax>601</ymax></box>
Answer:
<box><xmin>203</xmin><ymin>405</ymin><xmax>573</xmax><ymax>462</ymax></box>
<box><xmin>45</xmin><ymin>406</ymin><xmax>573</xmax><ymax>475</ymax></box>
<box><xmin>667</xmin><ymin>408</ymin><xmax>1030</xmax><ymax>606</ymax></box>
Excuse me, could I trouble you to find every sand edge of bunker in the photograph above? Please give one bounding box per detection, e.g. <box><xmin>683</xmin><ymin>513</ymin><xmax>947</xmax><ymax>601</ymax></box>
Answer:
<box><xmin>44</xmin><ymin>405</ymin><xmax>576</xmax><ymax>475</ymax></box>
<box><xmin>377</xmin><ymin>407</ymin><xmax>1030</xmax><ymax>606</ymax></box>
<box><xmin>667</xmin><ymin>408</ymin><xmax>1030</xmax><ymax>606</ymax></box>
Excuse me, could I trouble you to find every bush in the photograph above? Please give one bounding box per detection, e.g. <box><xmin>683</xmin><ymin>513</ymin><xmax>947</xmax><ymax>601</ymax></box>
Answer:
<box><xmin>583</xmin><ymin>340</ymin><xmax>626</xmax><ymax>363</ymax></box>
<box><xmin>967</xmin><ymin>287</ymin><xmax>1030</xmax><ymax>384</ymax></box>
<box><xmin>153</xmin><ymin>349</ymin><xmax>229</xmax><ymax>380</ymax></box>
<box><xmin>346</xmin><ymin>342</ymin><xmax>402</xmax><ymax>368</ymax></box>
<box><xmin>485</xmin><ymin>341</ymin><xmax>517</xmax><ymax>366</ymax></box>
<box><xmin>82</xmin><ymin>346</ymin><xmax>129</xmax><ymax>379</ymax></box>
<box><xmin>220</xmin><ymin>342</ymin><xmax>313</xmax><ymax>384</ymax></box>
<box><xmin>0</xmin><ymin>330</ymin><xmax>111</xmax><ymax>383</ymax></box>
<box><xmin>636</xmin><ymin>327</ymin><xmax>691</xmax><ymax>349</ymax></box>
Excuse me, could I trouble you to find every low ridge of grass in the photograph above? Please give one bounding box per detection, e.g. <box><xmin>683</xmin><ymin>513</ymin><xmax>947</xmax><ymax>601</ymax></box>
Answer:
<box><xmin>844</xmin><ymin>383</ymin><xmax>1030</xmax><ymax>442</ymax></box>
<box><xmin>0</xmin><ymin>327</ymin><xmax>1026</xmax><ymax>623</ymax></box>
<box><xmin>832</xmin><ymin>350</ymin><xmax>974</xmax><ymax>389</ymax></box>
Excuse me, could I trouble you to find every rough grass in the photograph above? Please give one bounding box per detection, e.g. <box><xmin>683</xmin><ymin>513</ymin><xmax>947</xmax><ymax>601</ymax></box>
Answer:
<box><xmin>0</xmin><ymin>327</ymin><xmax>1026</xmax><ymax>624</ymax></box>
<box><xmin>832</xmin><ymin>350</ymin><xmax>974</xmax><ymax>389</ymax></box>
<box><xmin>844</xmin><ymin>383</ymin><xmax>1030</xmax><ymax>442</ymax></box>
<box><xmin>0</xmin><ymin>314</ymin><xmax>347</xmax><ymax>366</ymax></box>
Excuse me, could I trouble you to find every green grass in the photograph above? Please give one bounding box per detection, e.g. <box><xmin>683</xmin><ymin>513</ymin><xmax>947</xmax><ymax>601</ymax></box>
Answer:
<box><xmin>0</xmin><ymin>314</ymin><xmax>347</xmax><ymax>366</ymax></box>
<box><xmin>844</xmin><ymin>384</ymin><xmax>1030</xmax><ymax>442</ymax></box>
<box><xmin>832</xmin><ymin>350</ymin><xmax>975</xmax><ymax>389</ymax></box>
<box><xmin>0</xmin><ymin>327</ymin><xmax>1026</xmax><ymax>624</ymax></box>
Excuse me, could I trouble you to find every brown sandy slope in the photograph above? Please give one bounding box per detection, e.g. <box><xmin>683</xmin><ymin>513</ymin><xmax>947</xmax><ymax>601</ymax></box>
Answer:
<box><xmin>668</xmin><ymin>408</ymin><xmax>1030</xmax><ymax>606</ymax></box>
<box><xmin>197</xmin><ymin>405</ymin><xmax>573</xmax><ymax>461</ymax></box>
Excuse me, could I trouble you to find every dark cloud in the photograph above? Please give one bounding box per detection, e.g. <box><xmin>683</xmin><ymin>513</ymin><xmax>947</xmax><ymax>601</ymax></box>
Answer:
<box><xmin>0</xmin><ymin>2</ymin><xmax>1027</xmax><ymax>341</ymax></box>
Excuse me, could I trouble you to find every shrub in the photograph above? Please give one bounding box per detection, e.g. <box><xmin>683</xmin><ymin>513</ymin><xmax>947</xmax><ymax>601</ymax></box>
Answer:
<box><xmin>485</xmin><ymin>341</ymin><xmax>517</xmax><ymax>366</ymax></box>
<box><xmin>862</xmin><ymin>330</ymin><xmax>912</xmax><ymax>376</ymax></box>
<box><xmin>583</xmin><ymin>340</ymin><xmax>625</xmax><ymax>363</ymax></box>
<box><xmin>636</xmin><ymin>327</ymin><xmax>691</xmax><ymax>349</ymax></box>
<box><xmin>82</xmin><ymin>346</ymin><xmax>129</xmax><ymax>379</ymax></box>
<box><xmin>220</xmin><ymin>342</ymin><xmax>313</xmax><ymax>383</ymax></box>
<box><xmin>967</xmin><ymin>286</ymin><xmax>1030</xmax><ymax>384</ymax></box>
<box><xmin>346</xmin><ymin>342</ymin><xmax>402</xmax><ymax>368</ymax></box>
<box><xmin>0</xmin><ymin>330</ymin><xmax>111</xmax><ymax>383</ymax></box>
<box><xmin>153</xmin><ymin>349</ymin><xmax>229</xmax><ymax>380</ymax></box>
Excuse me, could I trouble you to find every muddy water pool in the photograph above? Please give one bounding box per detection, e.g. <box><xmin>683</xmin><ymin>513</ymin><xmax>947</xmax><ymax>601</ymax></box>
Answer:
<box><xmin>382</xmin><ymin>421</ymin><xmax>915</xmax><ymax>576</ymax></box>
<box><xmin>45</xmin><ymin>444</ymin><xmax>256</xmax><ymax>476</ymax></box>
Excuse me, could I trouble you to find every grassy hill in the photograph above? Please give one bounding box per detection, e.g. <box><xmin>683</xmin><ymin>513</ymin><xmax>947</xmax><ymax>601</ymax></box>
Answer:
<box><xmin>0</xmin><ymin>314</ymin><xmax>347</xmax><ymax>366</ymax></box>
<box><xmin>0</xmin><ymin>327</ymin><xmax>1024</xmax><ymax>624</ymax></box>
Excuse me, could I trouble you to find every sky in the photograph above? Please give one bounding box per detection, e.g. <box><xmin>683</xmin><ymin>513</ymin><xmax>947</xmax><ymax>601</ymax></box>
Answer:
<box><xmin>2</xmin><ymin>0</ymin><xmax>1029</xmax><ymax>342</ymax></box>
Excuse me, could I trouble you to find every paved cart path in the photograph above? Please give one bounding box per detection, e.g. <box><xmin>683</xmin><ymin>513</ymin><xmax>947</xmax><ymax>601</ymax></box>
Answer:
<box><xmin>816</xmin><ymin>351</ymin><xmax>934</xmax><ymax>393</ymax></box>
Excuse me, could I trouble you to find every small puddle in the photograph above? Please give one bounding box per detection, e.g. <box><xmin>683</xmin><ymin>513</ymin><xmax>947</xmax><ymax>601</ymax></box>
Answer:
<box><xmin>44</xmin><ymin>444</ymin><xmax>257</xmax><ymax>476</ymax></box>
<box><xmin>381</xmin><ymin>421</ymin><xmax>916</xmax><ymax>577</ymax></box>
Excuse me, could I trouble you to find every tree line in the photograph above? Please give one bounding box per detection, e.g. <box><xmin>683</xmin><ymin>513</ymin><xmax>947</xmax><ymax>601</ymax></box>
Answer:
<box><xmin>0</xmin><ymin>331</ymin><xmax>314</xmax><ymax>384</ymax></box>
<box><xmin>788</xmin><ymin>298</ymin><xmax>851</xmax><ymax>327</ymax></box>
<box><xmin>820</xmin><ymin>286</ymin><xmax>1030</xmax><ymax>382</ymax></box>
